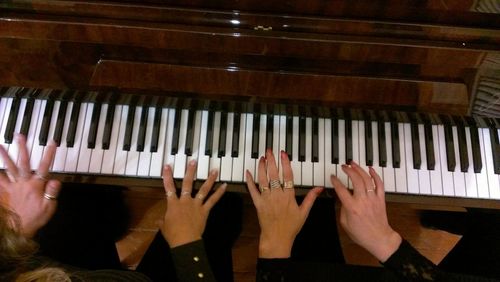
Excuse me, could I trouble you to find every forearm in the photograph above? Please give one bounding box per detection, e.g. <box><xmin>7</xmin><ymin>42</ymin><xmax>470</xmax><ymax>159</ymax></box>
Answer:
<box><xmin>170</xmin><ymin>240</ymin><xmax>216</xmax><ymax>282</ymax></box>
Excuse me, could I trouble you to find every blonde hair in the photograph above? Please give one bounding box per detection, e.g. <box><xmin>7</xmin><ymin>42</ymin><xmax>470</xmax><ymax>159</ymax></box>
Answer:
<box><xmin>0</xmin><ymin>205</ymin><xmax>71</xmax><ymax>282</ymax></box>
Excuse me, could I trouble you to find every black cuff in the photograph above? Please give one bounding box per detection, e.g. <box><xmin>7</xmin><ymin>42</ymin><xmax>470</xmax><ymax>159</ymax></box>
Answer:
<box><xmin>383</xmin><ymin>239</ymin><xmax>437</xmax><ymax>280</ymax></box>
<box><xmin>171</xmin><ymin>240</ymin><xmax>216</xmax><ymax>282</ymax></box>
<box><xmin>257</xmin><ymin>258</ymin><xmax>291</xmax><ymax>282</ymax></box>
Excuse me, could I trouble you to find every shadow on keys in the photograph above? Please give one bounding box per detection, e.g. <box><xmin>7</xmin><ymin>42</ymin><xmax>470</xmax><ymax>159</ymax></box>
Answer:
<box><xmin>35</xmin><ymin>183</ymin><xmax>243</xmax><ymax>282</ymax></box>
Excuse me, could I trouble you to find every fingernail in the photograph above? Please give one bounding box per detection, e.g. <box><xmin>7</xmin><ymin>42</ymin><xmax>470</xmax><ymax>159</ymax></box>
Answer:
<box><xmin>48</xmin><ymin>140</ymin><xmax>56</xmax><ymax>146</ymax></box>
<box><xmin>220</xmin><ymin>183</ymin><xmax>227</xmax><ymax>190</ymax></box>
<box><xmin>210</xmin><ymin>169</ymin><xmax>218</xmax><ymax>176</ymax></box>
<box><xmin>189</xmin><ymin>159</ymin><xmax>197</xmax><ymax>166</ymax></box>
<box><xmin>341</xmin><ymin>164</ymin><xmax>347</xmax><ymax>169</ymax></box>
<box><xmin>260</xmin><ymin>156</ymin><xmax>266</xmax><ymax>162</ymax></box>
<box><xmin>164</xmin><ymin>164</ymin><xmax>171</xmax><ymax>171</ymax></box>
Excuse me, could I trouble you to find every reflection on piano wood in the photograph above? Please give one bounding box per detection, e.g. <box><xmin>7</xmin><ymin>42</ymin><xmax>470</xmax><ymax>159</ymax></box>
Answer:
<box><xmin>0</xmin><ymin>0</ymin><xmax>499</xmax><ymax>208</ymax></box>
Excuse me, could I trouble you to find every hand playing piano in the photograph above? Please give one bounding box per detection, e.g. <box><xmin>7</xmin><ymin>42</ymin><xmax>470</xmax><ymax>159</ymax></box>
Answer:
<box><xmin>160</xmin><ymin>160</ymin><xmax>226</xmax><ymax>248</ymax></box>
<box><xmin>0</xmin><ymin>134</ymin><xmax>61</xmax><ymax>238</ymax></box>
<box><xmin>246</xmin><ymin>149</ymin><xmax>323</xmax><ymax>258</ymax></box>
<box><xmin>332</xmin><ymin>162</ymin><xmax>402</xmax><ymax>262</ymax></box>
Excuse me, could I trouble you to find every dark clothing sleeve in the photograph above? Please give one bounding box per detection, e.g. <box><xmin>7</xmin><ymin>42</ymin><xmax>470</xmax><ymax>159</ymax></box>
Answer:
<box><xmin>256</xmin><ymin>240</ymin><xmax>500</xmax><ymax>282</ymax></box>
<box><xmin>170</xmin><ymin>240</ymin><xmax>217</xmax><ymax>282</ymax></box>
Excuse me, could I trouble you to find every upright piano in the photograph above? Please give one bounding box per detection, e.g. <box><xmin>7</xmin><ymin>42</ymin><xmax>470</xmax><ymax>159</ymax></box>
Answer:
<box><xmin>0</xmin><ymin>0</ymin><xmax>499</xmax><ymax>208</ymax></box>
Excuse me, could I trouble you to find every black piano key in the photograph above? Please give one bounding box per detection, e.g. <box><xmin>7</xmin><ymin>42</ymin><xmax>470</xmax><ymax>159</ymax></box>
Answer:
<box><xmin>251</xmin><ymin>113</ymin><xmax>260</xmax><ymax>159</ymax></box>
<box><xmin>311</xmin><ymin>117</ymin><xmax>319</xmax><ymax>162</ymax></box>
<box><xmin>102</xmin><ymin>104</ymin><xmax>116</xmax><ymax>150</ymax></box>
<box><xmin>266</xmin><ymin>114</ymin><xmax>274</xmax><ymax>151</ymax></box>
<box><xmin>364</xmin><ymin>112</ymin><xmax>373</xmax><ymax>166</ymax></box>
<box><xmin>487</xmin><ymin>119</ymin><xmax>500</xmax><ymax>174</ymax></box>
<box><xmin>345</xmin><ymin>111</ymin><xmax>353</xmax><ymax>164</ymax></box>
<box><xmin>390</xmin><ymin>112</ymin><xmax>400</xmax><ymax>168</ymax></box>
<box><xmin>298</xmin><ymin>116</ymin><xmax>306</xmax><ymax>162</ymax></box>
<box><xmin>4</xmin><ymin>96</ymin><xmax>21</xmax><ymax>144</ymax></box>
<box><xmin>123</xmin><ymin>105</ymin><xmax>136</xmax><ymax>151</ymax></box>
<box><xmin>465</xmin><ymin>117</ymin><xmax>482</xmax><ymax>173</ymax></box>
<box><xmin>39</xmin><ymin>98</ymin><xmax>54</xmax><ymax>146</ymax></box>
<box><xmin>332</xmin><ymin>115</ymin><xmax>339</xmax><ymax>164</ymax></box>
<box><xmin>409</xmin><ymin>113</ymin><xmax>421</xmax><ymax>170</ymax></box>
<box><xmin>205</xmin><ymin>111</ymin><xmax>215</xmax><ymax>156</ymax></box>
<box><xmin>440</xmin><ymin>115</ymin><xmax>456</xmax><ymax>172</ymax></box>
<box><xmin>87</xmin><ymin>103</ymin><xmax>101</xmax><ymax>149</ymax></box>
<box><xmin>453</xmin><ymin>116</ymin><xmax>469</xmax><ymax>172</ymax></box>
<box><xmin>20</xmin><ymin>97</ymin><xmax>35</xmax><ymax>137</ymax></box>
<box><xmin>422</xmin><ymin>114</ymin><xmax>435</xmax><ymax>170</ymax></box>
<box><xmin>218</xmin><ymin>112</ymin><xmax>228</xmax><ymax>158</ymax></box>
<box><xmin>149</xmin><ymin>107</ymin><xmax>162</xmax><ymax>152</ymax></box>
<box><xmin>53</xmin><ymin>100</ymin><xmax>68</xmax><ymax>146</ymax></box>
<box><xmin>377</xmin><ymin>117</ymin><xmax>387</xmax><ymax>167</ymax></box>
<box><xmin>170</xmin><ymin>109</ymin><xmax>181</xmax><ymax>155</ymax></box>
<box><xmin>136</xmin><ymin>106</ymin><xmax>148</xmax><ymax>152</ymax></box>
<box><xmin>285</xmin><ymin>116</ymin><xmax>293</xmax><ymax>160</ymax></box>
<box><xmin>66</xmin><ymin>101</ymin><xmax>81</xmax><ymax>148</ymax></box>
<box><xmin>185</xmin><ymin>110</ymin><xmax>196</xmax><ymax>156</ymax></box>
<box><xmin>231</xmin><ymin>113</ymin><xmax>240</xmax><ymax>157</ymax></box>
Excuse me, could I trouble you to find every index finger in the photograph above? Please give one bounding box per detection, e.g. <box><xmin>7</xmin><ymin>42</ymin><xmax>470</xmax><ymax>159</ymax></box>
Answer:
<box><xmin>37</xmin><ymin>140</ymin><xmax>57</xmax><ymax>177</ymax></box>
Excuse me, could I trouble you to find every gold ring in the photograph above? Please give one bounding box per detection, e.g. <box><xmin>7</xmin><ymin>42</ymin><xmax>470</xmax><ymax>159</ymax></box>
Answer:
<box><xmin>196</xmin><ymin>193</ymin><xmax>205</xmax><ymax>200</ymax></box>
<box><xmin>259</xmin><ymin>186</ymin><xmax>270</xmax><ymax>193</ymax></box>
<box><xmin>165</xmin><ymin>191</ymin><xmax>175</xmax><ymax>198</ymax></box>
<box><xmin>43</xmin><ymin>192</ymin><xmax>57</xmax><ymax>201</ymax></box>
<box><xmin>269</xmin><ymin>179</ymin><xmax>281</xmax><ymax>189</ymax></box>
<box><xmin>283</xmin><ymin>180</ymin><xmax>294</xmax><ymax>189</ymax></box>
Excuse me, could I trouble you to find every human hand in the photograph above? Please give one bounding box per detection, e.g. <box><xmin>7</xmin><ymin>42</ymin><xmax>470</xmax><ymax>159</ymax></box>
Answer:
<box><xmin>332</xmin><ymin>162</ymin><xmax>402</xmax><ymax>262</ymax></box>
<box><xmin>246</xmin><ymin>149</ymin><xmax>323</xmax><ymax>258</ymax></box>
<box><xmin>0</xmin><ymin>134</ymin><xmax>61</xmax><ymax>238</ymax></box>
<box><xmin>160</xmin><ymin>160</ymin><xmax>226</xmax><ymax>248</ymax></box>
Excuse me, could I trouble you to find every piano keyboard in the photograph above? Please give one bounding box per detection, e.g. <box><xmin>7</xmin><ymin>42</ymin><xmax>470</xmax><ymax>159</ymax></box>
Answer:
<box><xmin>0</xmin><ymin>87</ymin><xmax>499</xmax><ymax>201</ymax></box>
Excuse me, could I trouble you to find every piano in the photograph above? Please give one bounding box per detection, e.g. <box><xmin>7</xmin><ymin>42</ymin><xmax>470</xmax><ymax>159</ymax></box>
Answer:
<box><xmin>0</xmin><ymin>0</ymin><xmax>499</xmax><ymax>209</ymax></box>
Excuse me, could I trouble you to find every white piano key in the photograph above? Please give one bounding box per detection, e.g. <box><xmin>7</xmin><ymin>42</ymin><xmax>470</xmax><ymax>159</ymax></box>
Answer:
<box><xmin>163</xmin><ymin>109</ymin><xmax>177</xmax><ymax>170</ymax></box>
<box><xmin>137</xmin><ymin>107</ymin><xmax>155</xmax><ymax>176</ymax></box>
<box><xmin>26</xmin><ymin>100</ymin><xmax>42</xmax><ymax>162</ymax></box>
<box><xmin>46</xmin><ymin>101</ymin><xmax>60</xmax><ymax>145</ymax></box>
<box><xmin>243</xmin><ymin>113</ymin><xmax>256</xmax><ymax>180</ymax></box>
<box><xmin>395</xmin><ymin>123</ymin><xmax>407</xmax><ymax>194</ymax></box>
<box><xmin>102</xmin><ymin>105</ymin><xmax>122</xmax><ymax>174</ymax></box>
<box><xmin>302</xmin><ymin>117</ymin><xmax>313</xmax><ymax>186</ymax></box>
<box><xmin>291</xmin><ymin>116</ymin><xmax>302</xmax><ymax>185</ymax></box>
<box><xmin>220</xmin><ymin>112</ymin><xmax>234</xmax><ymax>182</ymax></box>
<box><xmin>451</xmin><ymin>126</ymin><xmax>466</xmax><ymax>197</ymax></box>
<box><xmin>113</xmin><ymin>105</ymin><xmax>129</xmax><ymax>175</ymax></box>
<box><xmin>8</xmin><ymin>98</ymin><xmax>27</xmax><ymax>163</ymax></box>
<box><xmin>173</xmin><ymin>109</ymin><xmax>189</xmax><ymax>179</ymax></box>
<box><xmin>430</xmin><ymin>125</ymin><xmax>443</xmax><ymax>195</ymax></box>
<box><xmin>482</xmin><ymin>128</ymin><xmax>500</xmax><ymax>199</ymax></box>
<box><xmin>358</xmin><ymin>120</ymin><xmax>367</xmax><ymax>172</ymax></box>
<box><xmin>437</xmin><ymin>125</ymin><xmax>455</xmax><ymax>196</ymax></box>
<box><xmin>30</xmin><ymin>100</ymin><xmax>47</xmax><ymax>170</ymax></box>
<box><xmin>89</xmin><ymin>104</ymin><xmax>108</xmax><ymax>173</ymax></box>
<box><xmin>371</xmin><ymin>121</ymin><xmax>383</xmax><ymax>180</ymax></box>
<box><xmin>256</xmin><ymin>114</ymin><xmax>266</xmax><ymax>180</ymax></box>
<box><xmin>150</xmin><ymin>108</ymin><xmax>169</xmax><ymax>177</ymax></box>
<box><xmin>476</xmin><ymin>129</ymin><xmax>490</xmax><ymax>199</ymax></box>
<box><xmin>124</xmin><ymin>106</ymin><xmax>142</xmax><ymax>176</ymax></box>
<box><xmin>313</xmin><ymin>118</ymin><xmax>325</xmax><ymax>187</ymax></box>
<box><xmin>278</xmin><ymin>115</ymin><xmax>286</xmax><ymax>183</ymax></box>
<box><xmin>403</xmin><ymin>123</ymin><xmax>419</xmax><ymax>194</ymax></box>
<box><xmin>383</xmin><ymin>122</ymin><xmax>396</xmax><ymax>192</ymax></box>
<box><xmin>76</xmin><ymin>103</ymin><xmax>94</xmax><ymax>173</ymax></box>
<box><xmin>272</xmin><ymin>114</ymin><xmax>280</xmax><ymax>163</ymax></box>
<box><xmin>464</xmin><ymin>127</ymin><xmax>478</xmax><ymax>198</ymax></box>
<box><xmin>188</xmin><ymin>110</ymin><xmax>202</xmax><ymax>179</ymax></box>
<box><xmin>232</xmin><ymin>113</ymin><xmax>246</xmax><ymax>182</ymax></box>
<box><xmin>352</xmin><ymin>120</ymin><xmax>360</xmax><ymax>164</ymax></box>
<box><xmin>337</xmin><ymin>119</ymin><xmax>348</xmax><ymax>186</ymax></box>
<box><xmin>197</xmin><ymin>110</ymin><xmax>210</xmax><ymax>180</ymax></box>
<box><xmin>417</xmin><ymin>124</ymin><xmax>431</xmax><ymax>195</ymax></box>
<box><xmin>52</xmin><ymin>101</ymin><xmax>73</xmax><ymax>171</ymax></box>
<box><xmin>324</xmin><ymin>118</ymin><xmax>334</xmax><ymax>188</ymax></box>
<box><xmin>0</xmin><ymin>98</ymin><xmax>13</xmax><ymax>168</ymax></box>
<box><xmin>209</xmin><ymin>111</ymin><xmax>221</xmax><ymax>180</ymax></box>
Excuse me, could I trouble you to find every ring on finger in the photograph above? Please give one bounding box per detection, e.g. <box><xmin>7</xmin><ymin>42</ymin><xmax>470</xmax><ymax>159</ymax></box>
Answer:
<box><xmin>259</xmin><ymin>186</ymin><xmax>270</xmax><ymax>193</ymax></box>
<box><xmin>165</xmin><ymin>191</ymin><xmax>175</xmax><ymax>198</ymax></box>
<box><xmin>195</xmin><ymin>193</ymin><xmax>205</xmax><ymax>200</ymax></box>
<box><xmin>366</xmin><ymin>188</ymin><xmax>376</xmax><ymax>193</ymax></box>
<box><xmin>43</xmin><ymin>192</ymin><xmax>57</xmax><ymax>201</ymax></box>
<box><xmin>35</xmin><ymin>171</ymin><xmax>49</xmax><ymax>181</ymax></box>
<box><xmin>269</xmin><ymin>179</ymin><xmax>281</xmax><ymax>189</ymax></box>
<box><xmin>181</xmin><ymin>191</ymin><xmax>191</xmax><ymax>196</ymax></box>
<box><xmin>283</xmin><ymin>180</ymin><xmax>294</xmax><ymax>189</ymax></box>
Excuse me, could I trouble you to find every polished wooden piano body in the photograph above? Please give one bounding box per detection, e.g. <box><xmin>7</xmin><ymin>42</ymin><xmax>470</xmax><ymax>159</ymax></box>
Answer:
<box><xmin>1</xmin><ymin>0</ymin><xmax>499</xmax><ymax>208</ymax></box>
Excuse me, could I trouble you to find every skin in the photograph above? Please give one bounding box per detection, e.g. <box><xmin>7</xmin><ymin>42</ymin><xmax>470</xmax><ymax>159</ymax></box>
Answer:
<box><xmin>246</xmin><ymin>149</ymin><xmax>323</xmax><ymax>258</ymax></box>
<box><xmin>0</xmin><ymin>134</ymin><xmax>61</xmax><ymax>238</ymax></box>
<box><xmin>160</xmin><ymin>160</ymin><xmax>227</xmax><ymax>248</ymax></box>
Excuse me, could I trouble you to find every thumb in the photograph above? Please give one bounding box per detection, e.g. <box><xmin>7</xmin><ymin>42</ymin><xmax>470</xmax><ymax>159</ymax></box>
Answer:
<box><xmin>299</xmin><ymin>187</ymin><xmax>323</xmax><ymax>217</ymax></box>
<box><xmin>44</xmin><ymin>180</ymin><xmax>61</xmax><ymax>200</ymax></box>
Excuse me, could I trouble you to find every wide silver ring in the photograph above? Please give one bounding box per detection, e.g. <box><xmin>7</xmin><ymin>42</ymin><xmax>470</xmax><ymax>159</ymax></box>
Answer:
<box><xmin>43</xmin><ymin>192</ymin><xmax>57</xmax><ymax>201</ymax></box>
<box><xmin>269</xmin><ymin>179</ymin><xmax>281</xmax><ymax>189</ymax></box>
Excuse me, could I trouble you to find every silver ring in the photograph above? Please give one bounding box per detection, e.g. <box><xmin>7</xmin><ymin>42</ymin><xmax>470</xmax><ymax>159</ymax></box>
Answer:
<box><xmin>181</xmin><ymin>191</ymin><xmax>191</xmax><ymax>196</ymax></box>
<box><xmin>283</xmin><ymin>180</ymin><xmax>294</xmax><ymax>189</ymax></box>
<box><xmin>35</xmin><ymin>171</ymin><xmax>49</xmax><ymax>181</ymax></box>
<box><xmin>269</xmin><ymin>179</ymin><xmax>281</xmax><ymax>189</ymax></box>
<box><xmin>196</xmin><ymin>193</ymin><xmax>205</xmax><ymax>200</ymax></box>
<box><xmin>43</xmin><ymin>192</ymin><xmax>57</xmax><ymax>201</ymax></box>
<box><xmin>165</xmin><ymin>191</ymin><xmax>174</xmax><ymax>198</ymax></box>
<box><xmin>259</xmin><ymin>186</ymin><xmax>270</xmax><ymax>193</ymax></box>
<box><xmin>366</xmin><ymin>188</ymin><xmax>376</xmax><ymax>193</ymax></box>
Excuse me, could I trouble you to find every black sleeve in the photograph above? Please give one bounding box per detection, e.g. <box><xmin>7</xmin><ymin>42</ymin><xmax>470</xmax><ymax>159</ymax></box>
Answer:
<box><xmin>170</xmin><ymin>240</ymin><xmax>216</xmax><ymax>282</ymax></box>
<box><xmin>257</xmin><ymin>258</ymin><xmax>291</xmax><ymax>282</ymax></box>
<box><xmin>383</xmin><ymin>240</ymin><xmax>498</xmax><ymax>282</ymax></box>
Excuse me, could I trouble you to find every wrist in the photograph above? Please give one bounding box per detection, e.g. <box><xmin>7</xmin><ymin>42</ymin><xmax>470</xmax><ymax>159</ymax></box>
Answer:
<box><xmin>374</xmin><ymin>230</ymin><xmax>402</xmax><ymax>263</ymax></box>
<box><xmin>259</xmin><ymin>236</ymin><xmax>294</xmax><ymax>259</ymax></box>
